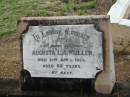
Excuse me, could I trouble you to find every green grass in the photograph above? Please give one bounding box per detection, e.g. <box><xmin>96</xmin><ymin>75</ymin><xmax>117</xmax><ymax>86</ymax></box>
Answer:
<box><xmin>0</xmin><ymin>0</ymin><xmax>96</xmax><ymax>37</ymax></box>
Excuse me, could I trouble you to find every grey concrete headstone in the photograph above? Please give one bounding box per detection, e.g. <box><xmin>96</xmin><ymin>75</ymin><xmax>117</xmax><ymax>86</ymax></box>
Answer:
<box><xmin>18</xmin><ymin>16</ymin><xmax>115</xmax><ymax>94</ymax></box>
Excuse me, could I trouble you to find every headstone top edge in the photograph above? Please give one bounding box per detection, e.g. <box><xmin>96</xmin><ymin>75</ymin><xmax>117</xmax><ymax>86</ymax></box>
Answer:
<box><xmin>19</xmin><ymin>15</ymin><xmax>110</xmax><ymax>22</ymax></box>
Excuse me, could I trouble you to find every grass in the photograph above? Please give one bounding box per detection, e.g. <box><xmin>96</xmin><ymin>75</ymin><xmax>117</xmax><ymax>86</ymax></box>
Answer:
<box><xmin>0</xmin><ymin>0</ymin><xmax>96</xmax><ymax>37</ymax></box>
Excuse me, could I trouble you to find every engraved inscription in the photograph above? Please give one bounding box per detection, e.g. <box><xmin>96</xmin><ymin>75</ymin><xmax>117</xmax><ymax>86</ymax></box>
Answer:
<box><xmin>22</xmin><ymin>24</ymin><xmax>103</xmax><ymax>78</ymax></box>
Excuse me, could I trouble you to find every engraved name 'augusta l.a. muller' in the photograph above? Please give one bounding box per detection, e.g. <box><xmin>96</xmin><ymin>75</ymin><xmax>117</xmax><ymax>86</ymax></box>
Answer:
<box><xmin>22</xmin><ymin>24</ymin><xmax>103</xmax><ymax>78</ymax></box>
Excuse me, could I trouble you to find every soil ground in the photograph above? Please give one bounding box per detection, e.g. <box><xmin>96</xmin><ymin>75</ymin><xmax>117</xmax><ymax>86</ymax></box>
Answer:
<box><xmin>0</xmin><ymin>33</ymin><xmax>21</xmax><ymax>79</ymax></box>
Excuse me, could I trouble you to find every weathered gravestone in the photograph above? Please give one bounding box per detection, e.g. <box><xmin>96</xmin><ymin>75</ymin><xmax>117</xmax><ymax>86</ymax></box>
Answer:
<box><xmin>18</xmin><ymin>15</ymin><xmax>115</xmax><ymax>94</ymax></box>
